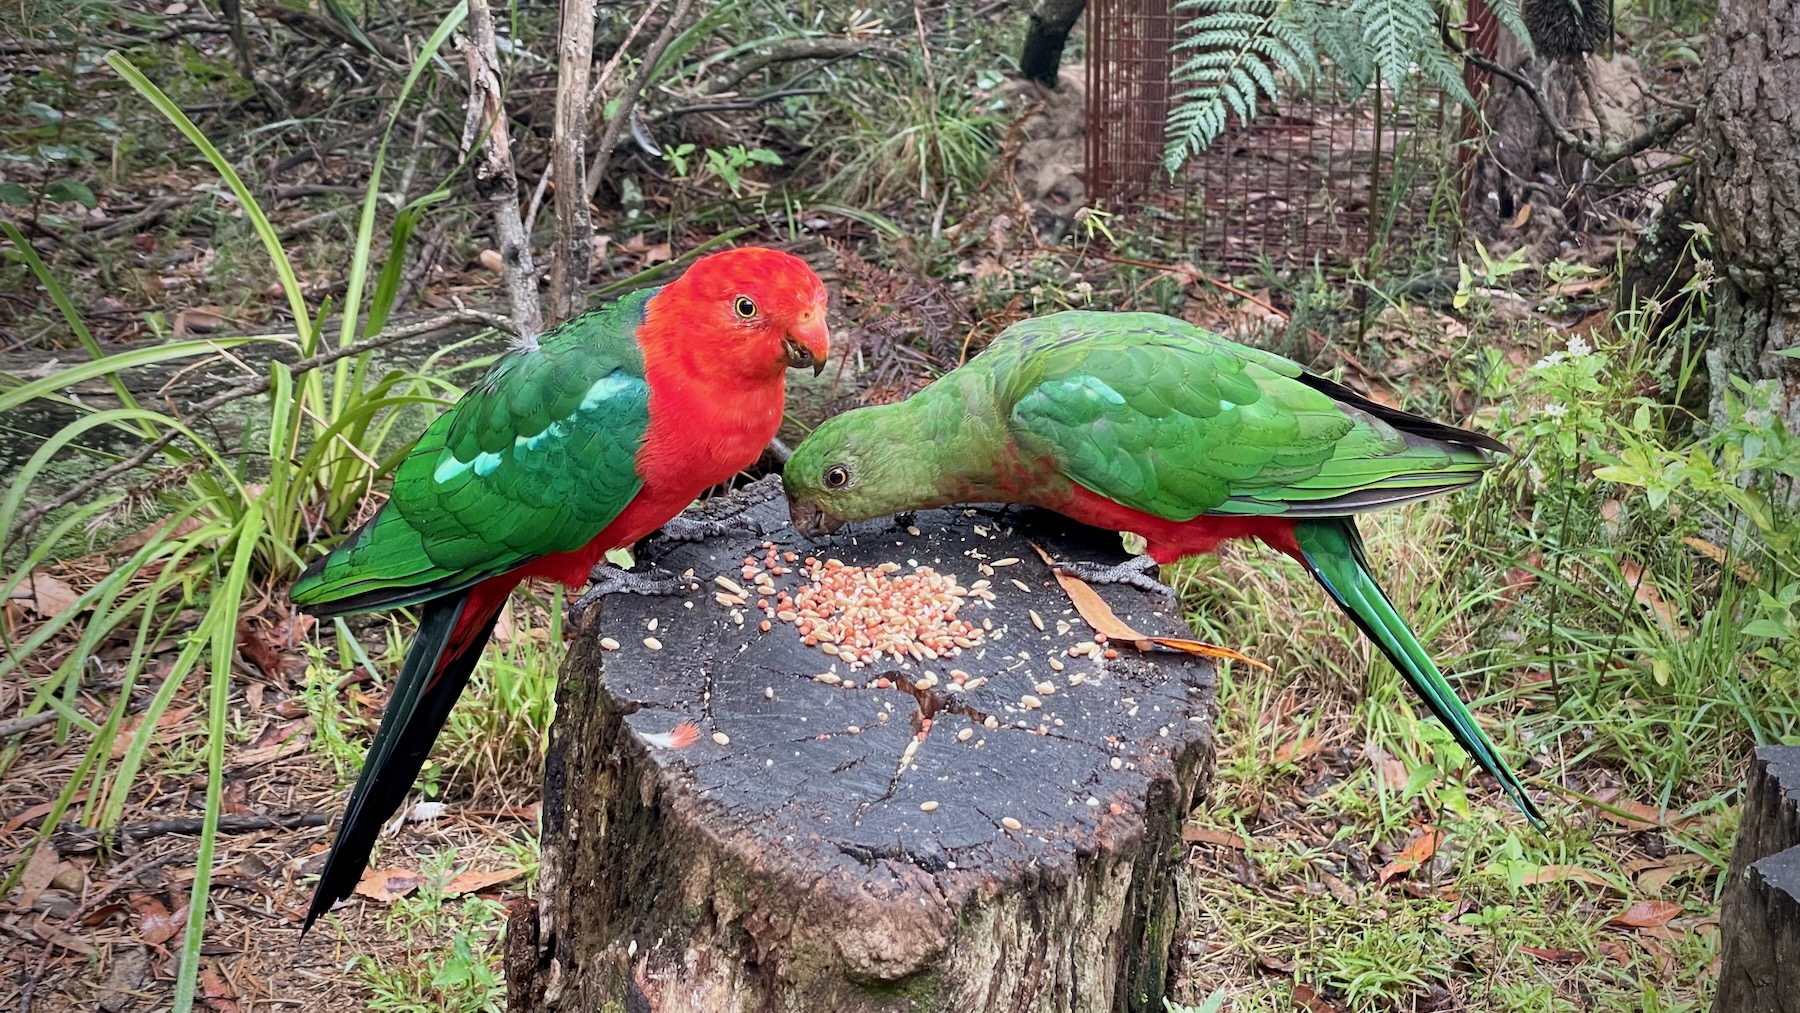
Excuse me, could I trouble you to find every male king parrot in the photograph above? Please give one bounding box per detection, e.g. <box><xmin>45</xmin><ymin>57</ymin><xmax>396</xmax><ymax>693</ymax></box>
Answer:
<box><xmin>782</xmin><ymin>310</ymin><xmax>1544</xmax><ymax>828</ymax></box>
<box><xmin>291</xmin><ymin>247</ymin><xmax>830</xmax><ymax>930</ymax></box>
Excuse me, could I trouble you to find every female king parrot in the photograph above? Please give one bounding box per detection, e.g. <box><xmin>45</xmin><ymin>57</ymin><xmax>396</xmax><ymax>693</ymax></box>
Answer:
<box><xmin>781</xmin><ymin>310</ymin><xmax>1544</xmax><ymax>828</ymax></box>
<box><xmin>291</xmin><ymin>247</ymin><xmax>829</xmax><ymax>930</ymax></box>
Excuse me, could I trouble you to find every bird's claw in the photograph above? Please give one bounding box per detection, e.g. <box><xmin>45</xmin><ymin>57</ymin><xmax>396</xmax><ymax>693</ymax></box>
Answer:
<box><xmin>1054</xmin><ymin>554</ymin><xmax>1178</xmax><ymax>602</ymax></box>
<box><xmin>656</xmin><ymin>513</ymin><xmax>761</xmax><ymax>543</ymax></box>
<box><xmin>566</xmin><ymin>565</ymin><xmax>692</xmax><ymax>631</ymax></box>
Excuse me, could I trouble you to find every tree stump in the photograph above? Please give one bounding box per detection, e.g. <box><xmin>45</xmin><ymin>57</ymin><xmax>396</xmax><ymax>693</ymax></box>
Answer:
<box><xmin>1713</xmin><ymin>746</ymin><xmax>1800</xmax><ymax>1013</ymax></box>
<box><xmin>507</xmin><ymin>476</ymin><xmax>1216</xmax><ymax>1013</ymax></box>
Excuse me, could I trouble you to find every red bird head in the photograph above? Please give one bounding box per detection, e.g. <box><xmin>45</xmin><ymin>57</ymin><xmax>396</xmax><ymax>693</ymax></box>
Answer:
<box><xmin>652</xmin><ymin>247</ymin><xmax>831</xmax><ymax>381</ymax></box>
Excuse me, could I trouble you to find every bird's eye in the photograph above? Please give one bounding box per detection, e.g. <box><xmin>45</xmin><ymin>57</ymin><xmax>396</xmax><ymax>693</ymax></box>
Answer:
<box><xmin>824</xmin><ymin>465</ymin><xmax>851</xmax><ymax>489</ymax></box>
<box><xmin>734</xmin><ymin>295</ymin><xmax>757</xmax><ymax>319</ymax></box>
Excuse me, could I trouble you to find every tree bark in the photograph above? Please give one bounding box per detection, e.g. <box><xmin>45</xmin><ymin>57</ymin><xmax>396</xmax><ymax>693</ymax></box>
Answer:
<box><xmin>1019</xmin><ymin>0</ymin><xmax>1087</xmax><ymax>89</ymax></box>
<box><xmin>1696</xmin><ymin>0</ymin><xmax>1800</xmax><ymax>445</ymax></box>
<box><xmin>547</xmin><ymin>0</ymin><xmax>597</xmax><ymax>324</ymax></box>
<box><xmin>1712</xmin><ymin>746</ymin><xmax>1800</xmax><ymax>1013</ymax></box>
<box><xmin>507</xmin><ymin>478</ymin><xmax>1216</xmax><ymax>1013</ymax></box>
<box><xmin>460</xmin><ymin>0</ymin><xmax>543</xmax><ymax>336</ymax></box>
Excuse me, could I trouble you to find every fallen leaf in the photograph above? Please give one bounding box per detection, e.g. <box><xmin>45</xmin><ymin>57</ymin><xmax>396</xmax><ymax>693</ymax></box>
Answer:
<box><xmin>1550</xmin><ymin>274</ymin><xmax>1612</xmax><ymax>297</ymax></box>
<box><xmin>1029</xmin><ymin>543</ymin><xmax>1270</xmax><ymax>669</ymax></box>
<box><xmin>222</xmin><ymin>778</ymin><xmax>249</xmax><ymax>815</ymax></box>
<box><xmin>235</xmin><ymin>620</ymin><xmax>284</xmax><ymax>679</ymax></box>
<box><xmin>3</xmin><ymin>794</ymin><xmax>87</xmax><ymax>835</ymax></box>
<box><xmin>1517</xmin><ymin>864</ymin><xmax>1625</xmax><ymax>892</ymax></box>
<box><xmin>1181</xmin><ymin>824</ymin><xmax>1249</xmax><ymax>848</ymax></box>
<box><xmin>199</xmin><ymin>961</ymin><xmax>240</xmax><ymax>1013</ymax></box>
<box><xmin>1610</xmin><ymin>900</ymin><xmax>1683</xmax><ymax>928</ymax></box>
<box><xmin>111</xmin><ymin>515</ymin><xmax>206</xmax><ymax>554</ymax></box>
<box><xmin>1682</xmin><ymin>536</ymin><xmax>1760</xmax><ymax>583</ymax></box>
<box><xmin>1291</xmin><ymin>983</ymin><xmax>1345</xmax><ymax>1012</ymax></box>
<box><xmin>1596</xmin><ymin>939</ymin><xmax>1632</xmax><ymax>966</ymax></box>
<box><xmin>133</xmin><ymin>894</ymin><xmax>181</xmax><ymax>945</ymax></box>
<box><xmin>353</xmin><ymin>867</ymin><xmax>427</xmax><ymax>903</ymax></box>
<box><xmin>230</xmin><ymin>738</ymin><xmax>309</xmax><ymax>767</ymax></box>
<box><xmin>1254</xmin><ymin>950</ymin><xmax>1296</xmax><ymax>973</ymax></box>
<box><xmin>1521</xmin><ymin>945</ymin><xmax>1586</xmax><ymax>965</ymax></box>
<box><xmin>1379</xmin><ymin>826</ymin><xmax>1443</xmax><ymax>886</ymax></box>
<box><xmin>173</xmin><ymin>306</ymin><xmax>228</xmax><ymax>335</ymax></box>
<box><xmin>1600</xmin><ymin>499</ymin><xmax>1624</xmax><ymax>539</ymax></box>
<box><xmin>445</xmin><ymin>866</ymin><xmax>528</xmax><ymax>896</ymax></box>
<box><xmin>1634</xmin><ymin>854</ymin><xmax>1712</xmax><ymax>894</ymax></box>
<box><xmin>1507</xmin><ymin>203</ymin><xmax>1533</xmax><ymax>230</ymax></box>
<box><xmin>1595</xmin><ymin>798</ymin><xmax>1698</xmax><ymax>831</ymax></box>
<box><xmin>1617</xmin><ymin>559</ymin><xmax>1687</xmax><ymax>638</ymax></box>
<box><xmin>17</xmin><ymin>843</ymin><xmax>60</xmax><ymax>908</ymax></box>
<box><xmin>8</xmin><ymin>571</ymin><xmax>79</xmax><ymax>619</ymax></box>
<box><xmin>113</xmin><ymin>705</ymin><xmax>199</xmax><ymax>758</ymax></box>
<box><xmin>642</xmin><ymin>242</ymin><xmax>672</xmax><ymax>265</ymax></box>
<box><xmin>33</xmin><ymin>917</ymin><xmax>98</xmax><ymax>955</ymax></box>
<box><xmin>1273</xmin><ymin>736</ymin><xmax>1322</xmax><ymax>765</ymax></box>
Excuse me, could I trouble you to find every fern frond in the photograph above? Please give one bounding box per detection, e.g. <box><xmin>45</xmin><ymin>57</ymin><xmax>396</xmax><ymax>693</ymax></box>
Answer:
<box><xmin>1162</xmin><ymin>0</ymin><xmax>1315</xmax><ymax>173</ymax></box>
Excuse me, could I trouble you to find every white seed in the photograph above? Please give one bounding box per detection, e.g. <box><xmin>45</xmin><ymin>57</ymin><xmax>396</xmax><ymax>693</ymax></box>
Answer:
<box><xmin>907</xmin><ymin>525</ymin><xmax>922</xmax><ymax>536</ymax></box>
<box><xmin>847</xmin><ymin>725</ymin><xmax>861</xmax><ymax>734</ymax></box>
<box><xmin>1110</xmin><ymin>756</ymin><xmax>1123</xmax><ymax>770</ymax></box>
<box><xmin>1049</xmin><ymin>658</ymin><xmax>1065</xmax><ymax>671</ymax></box>
<box><xmin>919</xmin><ymin>800</ymin><xmax>939</xmax><ymax>812</ymax></box>
<box><xmin>815</xmin><ymin>673</ymin><xmax>842</xmax><ymax>685</ymax></box>
<box><xmin>1020</xmin><ymin>694</ymin><xmax>1042</xmax><ymax>710</ymax></box>
<box><xmin>1035</xmin><ymin>682</ymin><xmax>1056</xmax><ymax>696</ymax></box>
<box><xmin>1011</xmin><ymin>579</ymin><xmax>1031</xmax><ymax>593</ymax></box>
<box><xmin>643</xmin><ymin>637</ymin><xmax>663</xmax><ymax>650</ymax></box>
<box><xmin>646</xmin><ymin>618</ymin><xmax>658</xmax><ymax>632</ymax></box>
<box><xmin>600</xmin><ymin>637</ymin><xmax>621</xmax><ymax>651</ymax></box>
<box><xmin>764</xmin><ymin>686</ymin><xmax>775</xmax><ymax>699</ymax></box>
<box><xmin>984</xmin><ymin>715</ymin><xmax>999</xmax><ymax>729</ymax></box>
<box><xmin>992</xmin><ymin>557</ymin><xmax>1020</xmax><ymax>567</ymax></box>
<box><xmin>1069</xmin><ymin>672</ymin><xmax>1087</xmax><ymax>686</ymax></box>
<box><xmin>715</xmin><ymin>575</ymin><xmax>748</xmax><ymax>596</ymax></box>
<box><xmin>1029</xmin><ymin>609</ymin><xmax>1045</xmax><ymax>630</ymax></box>
<box><xmin>712</xmin><ymin>731</ymin><xmax>730</xmax><ymax>746</ymax></box>
<box><xmin>1001</xmin><ymin>817</ymin><xmax>1022</xmax><ymax>831</ymax></box>
<box><xmin>957</xmin><ymin>727</ymin><xmax>974</xmax><ymax>741</ymax></box>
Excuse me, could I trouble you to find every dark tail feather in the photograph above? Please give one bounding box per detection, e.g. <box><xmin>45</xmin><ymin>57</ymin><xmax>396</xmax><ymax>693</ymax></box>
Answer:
<box><xmin>1290</xmin><ymin>517</ymin><xmax>1547</xmax><ymax>831</ymax></box>
<box><xmin>301</xmin><ymin>589</ymin><xmax>505</xmax><ymax>933</ymax></box>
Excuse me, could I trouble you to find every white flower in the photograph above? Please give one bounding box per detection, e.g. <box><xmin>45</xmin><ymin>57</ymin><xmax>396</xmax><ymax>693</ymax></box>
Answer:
<box><xmin>1533</xmin><ymin>350</ymin><xmax>1567</xmax><ymax>370</ymax></box>
<box><xmin>1565</xmin><ymin>335</ymin><xmax>1591</xmax><ymax>358</ymax></box>
<box><xmin>1538</xmin><ymin>402</ymin><xmax>1568</xmax><ymax>420</ymax></box>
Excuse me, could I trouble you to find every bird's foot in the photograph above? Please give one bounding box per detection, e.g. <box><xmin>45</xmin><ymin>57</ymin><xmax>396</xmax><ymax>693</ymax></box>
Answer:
<box><xmin>1054</xmin><ymin>554</ymin><xmax>1177</xmax><ymax>602</ymax></box>
<box><xmin>655</xmin><ymin>504</ymin><xmax>782</xmax><ymax>543</ymax></box>
<box><xmin>566</xmin><ymin>564</ymin><xmax>692</xmax><ymax>630</ymax></box>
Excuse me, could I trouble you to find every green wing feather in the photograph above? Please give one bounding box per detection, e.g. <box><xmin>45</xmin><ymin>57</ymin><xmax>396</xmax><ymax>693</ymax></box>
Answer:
<box><xmin>995</xmin><ymin>312</ymin><xmax>1497</xmax><ymax>519</ymax></box>
<box><xmin>291</xmin><ymin>291</ymin><xmax>656</xmax><ymax>615</ymax></box>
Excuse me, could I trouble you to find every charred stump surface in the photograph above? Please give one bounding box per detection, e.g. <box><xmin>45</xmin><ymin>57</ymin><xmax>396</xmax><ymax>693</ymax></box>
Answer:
<box><xmin>1713</xmin><ymin>746</ymin><xmax>1800</xmax><ymax>1013</ymax></box>
<box><xmin>509</xmin><ymin>477</ymin><xmax>1216</xmax><ymax>1013</ymax></box>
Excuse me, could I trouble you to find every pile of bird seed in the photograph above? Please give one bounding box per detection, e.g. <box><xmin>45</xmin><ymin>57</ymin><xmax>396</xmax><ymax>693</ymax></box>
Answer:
<box><xmin>716</xmin><ymin>543</ymin><xmax>991</xmax><ymax>669</ymax></box>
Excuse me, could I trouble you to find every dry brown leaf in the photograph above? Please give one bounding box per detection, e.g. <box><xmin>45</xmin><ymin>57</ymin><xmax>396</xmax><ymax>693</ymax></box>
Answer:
<box><xmin>1507</xmin><ymin>203</ymin><xmax>1533</xmax><ymax>230</ymax></box>
<box><xmin>1682</xmin><ymin>536</ymin><xmax>1761</xmax><ymax>583</ymax></box>
<box><xmin>9</xmin><ymin>572</ymin><xmax>79</xmax><ymax>619</ymax></box>
<box><xmin>1378</xmin><ymin>826</ymin><xmax>1443</xmax><ymax>886</ymax></box>
<box><xmin>1609</xmin><ymin>900</ymin><xmax>1683</xmax><ymax>928</ymax></box>
<box><xmin>1181</xmin><ymin>824</ymin><xmax>1249</xmax><ymax>849</ymax></box>
<box><xmin>1617</xmin><ymin>559</ymin><xmax>1687</xmax><ymax>637</ymax></box>
<box><xmin>113</xmin><ymin>704</ymin><xmax>199</xmax><ymax>758</ymax></box>
<box><xmin>3</xmin><ymin>793</ymin><xmax>87</xmax><ymax>835</ymax></box>
<box><xmin>353</xmin><ymin>867</ymin><xmax>428</xmax><ymax>903</ymax></box>
<box><xmin>1029</xmin><ymin>543</ymin><xmax>1270</xmax><ymax>669</ymax></box>
<box><xmin>33</xmin><ymin>918</ymin><xmax>98</xmax><ymax>955</ymax></box>
<box><xmin>1634</xmin><ymin>854</ymin><xmax>1712</xmax><ymax>895</ymax></box>
<box><xmin>132</xmin><ymin>894</ymin><xmax>181</xmax><ymax>945</ymax></box>
<box><xmin>222</xmin><ymin>778</ymin><xmax>250</xmax><ymax>815</ymax></box>
<box><xmin>1521</xmin><ymin>945</ymin><xmax>1586</xmax><ymax>965</ymax></box>
<box><xmin>199</xmin><ymin>961</ymin><xmax>240</xmax><ymax>1013</ymax></box>
<box><xmin>235</xmin><ymin>620</ymin><xmax>284</xmax><ymax>680</ymax></box>
<box><xmin>17</xmin><ymin>843</ymin><xmax>60</xmax><ymax>909</ymax></box>
<box><xmin>173</xmin><ymin>306</ymin><xmax>228</xmax><ymax>336</ymax></box>
<box><xmin>1596</xmin><ymin>939</ymin><xmax>1632</xmax><ymax>966</ymax></box>
<box><xmin>112</xmin><ymin>515</ymin><xmax>206</xmax><ymax>555</ymax></box>
<box><xmin>231</xmin><ymin>737</ymin><xmax>309</xmax><ymax>767</ymax></box>
<box><xmin>1599</xmin><ymin>499</ymin><xmax>1624</xmax><ymax>539</ymax></box>
<box><xmin>1517</xmin><ymin>864</ymin><xmax>1623</xmax><ymax>892</ymax></box>
<box><xmin>1595</xmin><ymin>798</ymin><xmax>1698</xmax><ymax>831</ymax></box>
<box><xmin>1291</xmin><ymin>983</ymin><xmax>1345</xmax><ymax>1012</ymax></box>
<box><xmin>1550</xmin><ymin>274</ymin><xmax>1611</xmax><ymax>297</ymax></box>
<box><xmin>1273</xmin><ymin>736</ymin><xmax>1322</xmax><ymax>765</ymax></box>
<box><xmin>445</xmin><ymin>866</ymin><xmax>528</xmax><ymax>896</ymax></box>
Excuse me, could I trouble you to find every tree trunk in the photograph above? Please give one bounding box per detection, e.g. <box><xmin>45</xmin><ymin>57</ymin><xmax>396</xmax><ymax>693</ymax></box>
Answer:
<box><xmin>1696</xmin><ymin>0</ymin><xmax>1800</xmax><ymax>445</ymax></box>
<box><xmin>546</xmin><ymin>0</ymin><xmax>597</xmax><ymax>324</ymax></box>
<box><xmin>1019</xmin><ymin>0</ymin><xmax>1087</xmax><ymax>89</ymax></box>
<box><xmin>506</xmin><ymin>477</ymin><xmax>1216</xmax><ymax>1013</ymax></box>
<box><xmin>1711</xmin><ymin>746</ymin><xmax>1800</xmax><ymax>1012</ymax></box>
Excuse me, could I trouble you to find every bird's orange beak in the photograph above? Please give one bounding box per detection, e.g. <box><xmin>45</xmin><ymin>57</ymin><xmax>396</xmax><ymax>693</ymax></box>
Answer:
<box><xmin>784</xmin><ymin>309</ymin><xmax>829</xmax><ymax>377</ymax></box>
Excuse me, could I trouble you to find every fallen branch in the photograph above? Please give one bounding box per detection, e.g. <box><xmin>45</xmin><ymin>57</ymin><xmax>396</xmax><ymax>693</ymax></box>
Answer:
<box><xmin>650</xmin><ymin>86</ymin><xmax>828</xmax><ymax>123</ymax></box>
<box><xmin>52</xmin><ymin>811</ymin><xmax>328</xmax><ymax>851</ymax></box>
<box><xmin>1451</xmin><ymin>29</ymin><xmax>1692</xmax><ymax>168</ymax></box>
<box><xmin>10</xmin><ymin>310</ymin><xmax>509</xmax><ymax>540</ymax></box>
<box><xmin>702</xmin><ymin>36</ymin><xmax>875</xmax><ymax>95</ymax></box>
<box><xmin>0</xmin><ymin>712</ymin><xmax>58</xmax><ymax>738</ymax></box>
<box><xmin>585</xmin><ymin>0</ymin><xmax>699</xmax><ymax>201</ymax></box>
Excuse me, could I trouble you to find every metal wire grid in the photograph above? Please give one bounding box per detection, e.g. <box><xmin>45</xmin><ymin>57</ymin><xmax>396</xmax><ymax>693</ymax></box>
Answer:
<box><xmin>1085</xmin><ymin>0</ymin><xmax>1482</xmax><ymax>272</ymax></box>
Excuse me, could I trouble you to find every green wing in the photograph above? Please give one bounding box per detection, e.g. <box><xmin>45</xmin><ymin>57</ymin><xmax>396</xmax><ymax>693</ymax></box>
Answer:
<box><xmin>291</xmin><ymin>292</ymin><xmax>656</xmax><ymax>615</ymax></box>
<box><xmin>998</xmin><ymin>312</ymin><xmax>1496</xmax><ymax>521</ymax></box>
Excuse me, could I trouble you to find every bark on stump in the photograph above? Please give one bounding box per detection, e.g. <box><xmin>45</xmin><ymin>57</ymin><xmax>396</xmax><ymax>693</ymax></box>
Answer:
<box><xmin>508</xmin><ymin>477</ymin><xmax>1216</xmax><ymax>1013</ymax></box>
<box><xmin>1713</xmin><ymin>746</ymin><xmax>1800</xmax><ymax>1013</ymax></box>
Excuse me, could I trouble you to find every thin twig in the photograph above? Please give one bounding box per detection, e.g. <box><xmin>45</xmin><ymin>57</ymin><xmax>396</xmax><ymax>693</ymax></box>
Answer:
<box><xmin>0</xmin><ymin>712</ymin><xmax>58</xmax><ymax>738</ymax></box>
<box><xmin>585</xmin><ymin>0</ymin><xmax>665</xmax><ymax>116</ymax></box>
<box><xmin>585</xmin><ymin>0</ymin><xmax>698</xmax><ymax>201</ymax></box>
<box><xmin>11</xmin><ymin>310</ymin><xmax>508</xmax><ymax>540</ymax></box>
<box><xmin>650</xmin><ymin>86</ymin><xmax>828</xmax><ymax>122</ymax></box>
<box><xmin>51</xmin><ymin>811</ymin><xmax>328</xmax><ymax>849</ymax></box>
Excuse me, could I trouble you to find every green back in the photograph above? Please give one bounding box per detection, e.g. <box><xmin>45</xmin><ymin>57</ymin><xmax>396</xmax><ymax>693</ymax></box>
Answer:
<box><xmin>291</xmin><ymin>291</ymin><xmax>657</xmax><ymax>614</ymax></box>
<box><xmin>986</xmin><ymin>312</ymin><xmax>1494</xmax><ymax>521</ymax></box>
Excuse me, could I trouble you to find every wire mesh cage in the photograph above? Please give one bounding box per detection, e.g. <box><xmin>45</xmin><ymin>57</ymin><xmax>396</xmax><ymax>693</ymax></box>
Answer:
<box><xmin>1085</xmin><ymin>0</ymin><xmax>1490</xmax><ymax>273</ymax></box>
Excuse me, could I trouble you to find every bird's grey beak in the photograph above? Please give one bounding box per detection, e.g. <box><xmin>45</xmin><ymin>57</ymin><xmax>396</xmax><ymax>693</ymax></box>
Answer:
<box><xmin>784</xmin><ymin>336</ymin><xmax>822</xmax><ymax>376</ymax></box>
<box><xmin>787</xmin><ymin>497</ymin><xmax>845</xmax><ymax>539</ymax></box>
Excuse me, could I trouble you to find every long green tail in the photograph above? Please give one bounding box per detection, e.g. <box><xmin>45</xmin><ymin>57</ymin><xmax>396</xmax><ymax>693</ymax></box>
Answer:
<box><xmin>1291</xmin><ymin>517</ymin><xmax>1546</xmax><ymax>830</ymax></box>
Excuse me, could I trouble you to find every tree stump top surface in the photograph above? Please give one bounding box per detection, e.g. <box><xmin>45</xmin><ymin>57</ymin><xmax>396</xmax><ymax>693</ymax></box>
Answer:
<box><xmin>591</xmin><ymin>478</ymin><xmax>1216</xmax><ymax>908</ymax></box>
